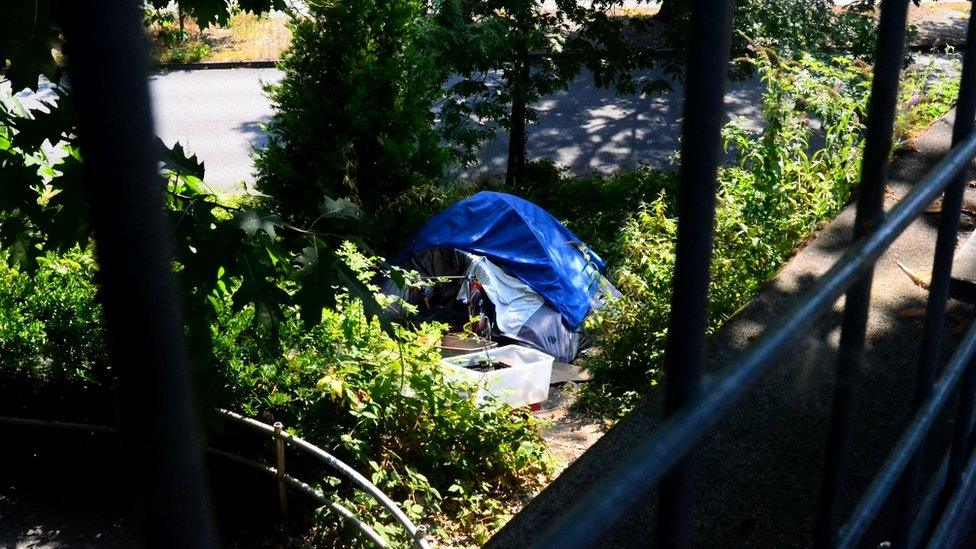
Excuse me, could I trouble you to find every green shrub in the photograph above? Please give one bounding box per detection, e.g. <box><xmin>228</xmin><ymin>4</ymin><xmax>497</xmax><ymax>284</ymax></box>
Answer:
<box><xmin>213</xmin><ymin>244</ymin><xmax>551</xmax><ymax>544</ymax></box>
<box><xmin>254</xmin><ymin>0</ymin><xmax>452</xmax><ymax>226</ymax></box>
<box><xmin>362</xmin><ymin>182</ymin><xmax>474</xmax><ymax>256</ymax></box>
<box><xmin>732</xmin><ymin>0</ymin><xmax>880</xmax><ymax>62</ymax></box>
<box><xmin>144</xmin><ymin>7</ymin><xmax>213</xmax><ymax>63</ymax></box>
<box><xmin>575</xmin><ymin>50</ymin><xmax>959</xmax><ymax>416</ymax></box>
<box><xmin>0</xmin><ymin>244</ymin><xmax>550</xmax><ymax>546</ymax></box>
<box><xmin>167</xmin><ymin>41</ymin><xmax>211</xmax><ymax>63</ymax></box>
<box><xmin>0</xmin><ymin>250</ymin><xmax>112</xmax><ymax>420</ymax></box>
<box><xmin>895</xmin><ymin>54</ymin><xmax>963</xmax><ymax>146</ymax></box>
<box><xmin>144</xmin><ymin>8</ymin><xmax>192</xmax><ymax>45</ymax></box>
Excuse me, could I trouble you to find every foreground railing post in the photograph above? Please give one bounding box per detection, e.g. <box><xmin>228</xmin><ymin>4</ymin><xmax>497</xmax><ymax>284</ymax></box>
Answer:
<box><xmin>897</xmin><ymin>2</ymin><xmax>976</xmax><ymax>541</ymax></box>
<box><xmin>940</xmin><ymin>0</ymin><xmax>976</xmax><ymax>516</ymax></box>
<box><xmin>656</xmin><ymin>0</ymin><xmax>735</xmax><ymax>547</ymax></box>
<box><xmin>814</xmin><ymin>0</ymin><xmax>912</xmax><ymax>546</ymax></box>
<box><xmin>520</xmin><ymin>131</ymin><xmax>976</xmax><ymax>547</ymax></box>
<box><xmin>59</xmin><ymin>1</ymin><xmax>216</xmax><ymax>546</ymax></box>
<box><xmin>274</xmin><ymin>422</ymin><xmax>289</xmax><ymax>523</ymax></box>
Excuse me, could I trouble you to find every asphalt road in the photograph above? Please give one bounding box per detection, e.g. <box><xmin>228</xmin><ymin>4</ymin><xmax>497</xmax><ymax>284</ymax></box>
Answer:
<box><xmin>148</xmin><ymin>67</ymin><xmax>766</xmax><ymax>193</ymax></box>
<box><xmin>472</xmin><ymin>74</ymin><xmax>763</xmax><ymax>179</ymax></box>
<box><xmin>149</xmin><ymin>68</ymin><xmax>282</xmax><ymax>194</ymax></box>
<box><xmin>11</xmin><ymin>53</ymin><xmax>952</xmax><ymax>194</ymax></box>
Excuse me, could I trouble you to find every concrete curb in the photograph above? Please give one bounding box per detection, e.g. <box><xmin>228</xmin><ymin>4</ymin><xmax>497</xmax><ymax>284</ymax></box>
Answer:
<box><xmin>151</xmin><ymin>60</ymin><xmax>278</xmax><ymax>72</ymax></box>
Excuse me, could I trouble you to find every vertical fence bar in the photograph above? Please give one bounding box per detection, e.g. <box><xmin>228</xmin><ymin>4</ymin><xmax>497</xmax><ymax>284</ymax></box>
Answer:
<box><xmin>656</xmin><ymin>0</ymin><xmax>735</xmax><ymax>546</ymax></box>
<box><xmin>943</xmin><ymin>0</ymin><xmax>976</xmax><ymax>506</ymax></box>
<box><xmin>274</xmin><ymin>422</ymin><xmax>289</xmax><ymax>523</ymax></box>
<box><xmin>948</xmin><ymin>360</ymin><xmax>976</xmax><ymax>492</ymax></box>
<box><xmin>814</xmin><ymin>1</ymin><xmax>912</xmax><ymax>545</ymax></box>
<box><xmin>897</xmin><ymin>2</ymin><xmax>976</xmax><ymax>540</ymax></box>
<box><xmin>927</xmin><ymin>446</ymin><xmax>976</xmax><ymax>549</ymax></box>
<box><xmin>59</xmin><ymin>1</ymin><xmax>216</xmax><ymax>546</ymax></box>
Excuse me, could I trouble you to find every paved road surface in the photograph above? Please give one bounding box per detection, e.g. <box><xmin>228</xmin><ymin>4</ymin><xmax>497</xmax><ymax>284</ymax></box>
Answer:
<box><xmin>471</xmin><ymin>75</ymin><xmax>763</xmax><ymax>179</ymax></box>
<box><xmin>11</xmin><ymin>53</ymin><xmax>953</xmax><ymax>194</ymax></box>
<box><xmin>149</xmin><ymin>68</ymin><xmax>282</xmax><ymax>194</ymax></box>
<box><xmin>148</xmin><ymin>67</ymin><xmax>765</xmax><ymax>192</ymax></box>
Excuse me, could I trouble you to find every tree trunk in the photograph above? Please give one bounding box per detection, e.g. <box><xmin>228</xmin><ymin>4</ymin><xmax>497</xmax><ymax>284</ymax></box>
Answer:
<box><xmin>506</xmin><ymin>48</ymin><xmax>530</xmax><ymax>187</ymax></box>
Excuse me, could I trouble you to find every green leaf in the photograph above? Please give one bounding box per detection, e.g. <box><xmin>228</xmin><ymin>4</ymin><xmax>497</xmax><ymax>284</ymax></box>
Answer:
<box><xmin>8</xmin><ymin>88</ymin><xmax>74</xmax><ymax>150</ymax></box>
<box><xmin>319</xmin><ymin>196</ymin><xmax>361</xmax><ymax>221</ymax></box>
<box><xmin>335</xmin><ymin>259</ymin><xmax>394</xmax><ymax>336</ymax></box>
<box><xmin>233</xmin><ymin>270</ymin><xmax>288</xmax><ymax>328</ymax></box>
<box><xmin>158</xmin><ymin>139</ymin><xmax>206</xmax><ymax>180</ymax></box>
<box><xmin>238</xmin><ymin>209</ymin><xmax>278</xmax><ymax>239</ymax></box>
<box><xmin>292</xmin><ymin>239</ymin><xmax>340</xmax><ymax>328</ymax></box>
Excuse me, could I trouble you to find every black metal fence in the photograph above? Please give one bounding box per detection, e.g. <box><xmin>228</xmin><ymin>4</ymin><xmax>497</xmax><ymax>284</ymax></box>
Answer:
<box><xmin>58</xmin><ymin>0</ymin><xmax>976</xmax><ymax>546</ymax></box>
<box><xmin>532</xmin><ymin>0</ymin><xmax>976</xmax><ymax>546</ymax></box>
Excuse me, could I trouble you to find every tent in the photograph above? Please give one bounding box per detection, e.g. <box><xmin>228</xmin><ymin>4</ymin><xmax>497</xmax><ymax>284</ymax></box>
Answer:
<box><xmin>398</xmin><ymin>191</ymin><xmax>618</xmax><ymax>362</ymax></box>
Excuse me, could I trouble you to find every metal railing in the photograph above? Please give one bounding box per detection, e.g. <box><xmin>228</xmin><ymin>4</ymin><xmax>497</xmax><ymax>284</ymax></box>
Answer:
<box><xmin>214</xmin><ymin>409</ymin><xmax>430</xmax><ymax>548</ymax></box>
<box><xmin>524</xmin><ymin>0</ymin><xmax>976</xmax><ymax>546</ymax></box>
<box><xmin>54</xmin><ymin>0</ymin><xmax>976</xmax><ymax>546</ymax></box>
<box><xmin>0</xmin><ymin>410</ymin><xmax>427</xmax><ymax>548</ymax></box>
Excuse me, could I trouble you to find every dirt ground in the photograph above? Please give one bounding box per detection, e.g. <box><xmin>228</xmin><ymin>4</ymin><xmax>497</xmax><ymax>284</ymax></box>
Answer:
<box><xmin>534</xmin><ymin>384</ymin><xmax>609</xmax><ymax>472</ymax></box>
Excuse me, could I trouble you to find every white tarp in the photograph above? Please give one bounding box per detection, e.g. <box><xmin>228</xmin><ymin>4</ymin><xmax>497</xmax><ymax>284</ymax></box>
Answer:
<box><xmin>457</xmin><ymin>254</ymin><xmax>545</xmax><ymax>336</ymax></box>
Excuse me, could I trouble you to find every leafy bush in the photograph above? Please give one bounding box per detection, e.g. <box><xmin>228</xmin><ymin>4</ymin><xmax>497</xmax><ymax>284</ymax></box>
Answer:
<box><xmin>216</xmin><ymin>244</ymin><xmax>550</xmax><ymax>544</ymax></box>
<box><xmin>575</xmin><ymin>50</ymin><xmax>959</xmax><ymax>415</ymax></box>
<box><xmin>145</xmin><ymin>8</ymin><xmax>192</xmax><ymax>45</ymax></box>
<box><xmin>363</xmin><ymin>182</ymin><xmax>474</xmax><ymax>256</ymax></box>
<box><xmin>2</xmin><ymin>78</ymin><xmax>549</xmax><ymax>544</ymax></box>
<box><xmin>733</xmin><ymin>0</ymin><xmax>881</xmax><ymax>62</ymax></box>
<box><xmin>0</xmin><ymin>250</ymin><xmax>111</xmax><ymax>420</ymax></box>
<box><xmin>254</xmin><ymin>0</ymin><xmax>452</xmax><ymax>226</ymax></box>
<box><xmin>1</xmin><ymin>79</ymin><xmax>401</xmax><ymax>405</ymax></box>
<box><xmin>895</xmin><ymin>54</ymin><xmax>963</xmax><ymax>146</ymax></box>
<box><xmin>144</xmin><ymin>6</ymin><xmax>214</xmax><ymax>63</ymax></box>
<box><xmin>0</xmin><ymin>245</ymin><xmax>550</xmax><ymax>546</ymax></box>
<box><xmin>167</xmin><ymin>41</ymin><xmax>212</xmax><ymax>63</ymax></box>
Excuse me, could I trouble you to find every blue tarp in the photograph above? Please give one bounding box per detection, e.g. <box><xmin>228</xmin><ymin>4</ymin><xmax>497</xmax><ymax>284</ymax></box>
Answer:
<box><xmin>402</xmin><ymin>191</ymin><xmax>606</xmax><ymax>329</ymax></box>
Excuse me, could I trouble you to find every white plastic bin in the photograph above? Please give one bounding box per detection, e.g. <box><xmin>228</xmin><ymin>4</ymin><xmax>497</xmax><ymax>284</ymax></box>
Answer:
<box><xmin>440</xmin><ymin>345</ymin><xmax>554</xmax><ymax>407</ymax></box>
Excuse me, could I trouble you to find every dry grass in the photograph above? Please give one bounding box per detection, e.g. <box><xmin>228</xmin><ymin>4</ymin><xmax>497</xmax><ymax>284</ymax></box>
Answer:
<box><xmin>205</xmin><ymin>12</ymin><xmax>291</xmax><ymax>62</ymax></box>
<box><xmin>612</xmin><ymin>5</ymin><xmax>660</xmax><ymax>17</ymax></box>
<box><xmin>147</xmin><ymin>11</ymin><xmax>291</xmax><ymax>64</ymax></box>
<box><xmin>923</xmin><ymin>1</ymin><xmax>971</xmax><ymax>15</ymax></box>
<box><xmin>907</xmin><ymin>1</ymin><xmax>970</xmax><ymax>22</ymax></box>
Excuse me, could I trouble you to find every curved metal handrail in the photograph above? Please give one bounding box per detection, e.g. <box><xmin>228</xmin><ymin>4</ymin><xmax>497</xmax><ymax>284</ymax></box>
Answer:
<box><xmin>0</xmin><ymin>411</ymin><xmax>429</xmax><ymax>548</ymax></box>
<box><xmin>205</xmin><ymin>446</ymin><xmax>387</xmax><ymax>546</ymax></box>
<box><xmin>216</xmin><ymin>409</ymin><xmax>430</xmax><ymax>549</ymax></box>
